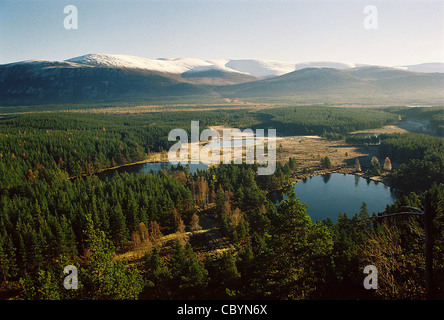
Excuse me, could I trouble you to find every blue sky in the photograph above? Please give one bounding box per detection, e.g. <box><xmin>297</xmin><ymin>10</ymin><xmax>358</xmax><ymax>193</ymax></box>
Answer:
<box><xmin>1</xmin><ymin>0</ymin><xmax>443</xmax><ymax>65</ymax></box>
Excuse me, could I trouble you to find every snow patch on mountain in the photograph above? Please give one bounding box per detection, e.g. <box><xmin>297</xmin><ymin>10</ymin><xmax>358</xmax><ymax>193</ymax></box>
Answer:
<box><xmin>67</xmin><ymin>54</ymin><xmax>247</xmax><ymax>75</ymax></box>
<box><xmin>66</xmin><ymin>54</ymin><xmax>358</xmax><ymax>78</ymax></box>
<box><xmin>401</xmin><ymin>62</ymin><xmax>444</xmax><ymax>73</ymax></box>
<box><xmin>67</xmin><ymin>54</ymin><xmax>192</xmax><ymax>73</ymax></box>
<box><xmin>6</xmin><ymin>54</ymin><xmax>441</xmax><ymax>80</ymax></box>
<box><xmin>225</xmin><ymin>60</ymin><xmax>358</xmax><ymax>78</ymax></box>
<box><xmin>225</xmin><ymin>59</ymin><xmax>297</xmax><ymax>78</ymax></box>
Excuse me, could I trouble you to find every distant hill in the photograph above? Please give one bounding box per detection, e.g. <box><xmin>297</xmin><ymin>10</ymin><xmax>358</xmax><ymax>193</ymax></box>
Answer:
<box><xmin>401</xmin><ymin>62</ymin><xmax>444</xmax><ymax>73</ymax></box>
<box><xmin>225</xmin><ymin>59</ymin><xmax>356</xmax><ymax>78</ymax></box>
<box><xmin>216</xmin><ymin>66</ymin><xmax>444</xmax><ymax>104</ymax></box>
<box><xmin>0</xmin><ymin>59</ymin><xmax>209</xmax><ymax>106</ymax></box>
<box><xmin>66</xmin><ymin>54</ymin><xmax>358</xmax><ymax>78</ymax></box>
<box><xmin>1</xmin><ymin>54</ymin><xmax>443</xmax><ymax>106</ymax></box>
<box><xmin>66</xmin><ymin>54</ymin><xmax>258</xmax><ymax>85</ymax></box>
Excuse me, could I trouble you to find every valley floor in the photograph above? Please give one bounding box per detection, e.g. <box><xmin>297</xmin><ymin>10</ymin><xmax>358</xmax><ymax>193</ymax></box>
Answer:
<box><xmin>115</xmin><ymin>130</ymin><xmax>395</xmax><ymax>263</ymax></box>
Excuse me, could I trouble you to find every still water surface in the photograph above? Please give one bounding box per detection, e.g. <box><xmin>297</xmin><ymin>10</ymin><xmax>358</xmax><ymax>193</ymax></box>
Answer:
<box><xmin>99</xmin><ymin>163</ymin><xmax>398</xmax><ymax>223</ymax></box>
<box><xmin>97</xmin><ymin>162</ymin><xmax>208</xmax><ymax>179</ymax></box>
<box><xmin>273</xmin><ymin>173</ymin><xmax>399</xmax><ymax>222</ymax></box>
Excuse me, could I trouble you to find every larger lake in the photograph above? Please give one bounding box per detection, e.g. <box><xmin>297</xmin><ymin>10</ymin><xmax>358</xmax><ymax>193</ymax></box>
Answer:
<box><xmin>272</xmin><ymin>173</ymin><xmax>399</xmax><ymax>222</ymax></box>
<box><xmin>98</xmin><ymin>163</ymin><xmax>398</xmax><ymax>223</ymax></box>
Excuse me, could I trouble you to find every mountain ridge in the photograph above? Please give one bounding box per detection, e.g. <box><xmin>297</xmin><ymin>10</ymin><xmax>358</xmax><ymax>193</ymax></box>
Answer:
<box><xmin>215</xmin><ymin>66</ymin><xmax>444</xmax><ymax>104</ymax></box>
<box><xmin>1</xmin><ymin>54</ymin><xmax>443</xmax><ymax>106</ymax></box>
<box><xmin>64</xmin><ymin>53</ymin><xmax>444</xmax><ymax>77</ymax></box>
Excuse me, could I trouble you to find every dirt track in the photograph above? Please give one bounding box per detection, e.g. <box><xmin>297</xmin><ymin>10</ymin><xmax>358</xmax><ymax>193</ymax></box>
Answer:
<box><xmin>115</xmin><ymin>209</ymin><xmax>233</xmax><ymax>263</ymax></box>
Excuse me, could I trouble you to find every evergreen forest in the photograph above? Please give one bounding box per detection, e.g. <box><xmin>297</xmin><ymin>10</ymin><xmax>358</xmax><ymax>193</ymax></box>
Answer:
<box><xmin>0</xmin><ymin>105</ymin><xmax>443</xmax><ymax>300</ymax></box>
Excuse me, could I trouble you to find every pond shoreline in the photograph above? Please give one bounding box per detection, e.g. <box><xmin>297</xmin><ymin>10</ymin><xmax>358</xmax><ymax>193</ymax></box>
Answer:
<box><xmin>68</xmin><ymin>157</ymin><xmax>162</xmax><ymax>180</ymax></box>
<box><xmin>70</xmin><ymin>156</ymin><xmax>395</xmax><ymax>194</ymax></box>
<box><xmin>289</xmin><ymin>166</ymin><xmax>393</xmax><ymax>189</ymax></box>
<box><xmin>272</xmin><ymin>171</ymin><xmax>399</xmax><ymax>221</ymax></box>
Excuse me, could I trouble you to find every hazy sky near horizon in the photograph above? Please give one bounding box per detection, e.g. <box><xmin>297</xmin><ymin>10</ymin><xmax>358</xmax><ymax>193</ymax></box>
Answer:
<box><xmin>1</xmin><ymin>0</ymin><xmax>443</xmax><ymax>66</ymax></box>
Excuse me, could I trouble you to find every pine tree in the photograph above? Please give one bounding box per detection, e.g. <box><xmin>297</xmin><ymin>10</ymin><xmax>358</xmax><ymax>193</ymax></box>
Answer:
<box><xmin>321</xmin><ymin>156</ymin><xmax>332</xmax><ymax>169</ymax></box>
<box><xmin>81</xmin><ymin>214</ymin><xmax>144</xmax><ymax>299</ymax></box>
<box><xmin>215</xmin><ymin>188</ymin><xmax>225</xmax><ymax>217</ymax></box>
<box><xmin>238</xmin><ymin>238</ymin><xmax>254</xmax><ymax>268</ymax></box>
<box><xmin>184</xmin><ymin>243</ymin><xmax>208</xmax><ymax>293</ymax></box>
<box><xmin>146</xmin><ymin>247</ymin><xmax>164</xmax><ymax>273</ymax></box>
<box><xmin>126</xmin><ymin>192</ymin><xmax>140</xmax><ymax>233</ymax></box>
<box><xmin>19</xmin><ymin>267</ymin><xmax>62</xmax><ymax>300</ymax></box>
<box><xmin>143</xmin><ymin>246</ymin><xmax>171</xmax><ymax>299</ymax></box>
<box><xmin>60</xmin><ymin>215</ymin><xmax>77</xmax><ymax>258</ymax></box>
<box><xmin>0</xmin><ymin>233</ymin><xmax>12</xmax><ymax>281</ymax></box>
<box><xmin>359</xmin><ymin>201</ymin><xmax>369</xmax><ymax>219</ymax></box>
<box><xmin>110</xmin><ymin>203</ymin><xmax>128</xmax><ymax>248</ymax></box>
<box><xmin>369</xmin><ymin>156</ymin><xmax>381</xmax><ymax>175</ymax></box>
<box><xmin>169</xmin><ymin>241</ymin><xmax>208</xmax><ymax>298</ymax></box>
<box><xmin>265</xmin><ymin>181</ymin><xmax>333</xmax><ymax>299</ymax></box>
<box><xmin>289</xmin><ymin>157</ymin><xmax>297</xmax><ymax>170</ymax></box>
<box><xmin>266</xmin><ymin>182</ymin><xmax>312</xmax><ymax>297</ymax></box>
<box><xmin>220</xmin><ymin>251</ymin><xmax>239</xmax><ymax>282</ymax></box>
<box><xmin>170</xmin><ymin>240</ymin><xmax>188</xmax><ymax>280</ymax></box>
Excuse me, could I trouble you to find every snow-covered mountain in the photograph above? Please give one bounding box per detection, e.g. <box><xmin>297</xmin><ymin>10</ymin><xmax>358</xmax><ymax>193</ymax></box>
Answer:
<box><xmin>67</xmin><ymin>54</ymin><xmax>248</xmax><ymax>76</ymax></box>
<box><xmin>65</xmin><ymin>54</ymin><xmax>258</xmax><ymax>85</ymax></box>
<box><xmin>1</xmin><ymin>53</ymin><xmax>443</xmax><ymax>106</ymax></box>
<box><xmin>66</xmin><ymin>53</ymin><xmax>444</xmax><ymax>78</ymax></box>
<box><xmin>400</xmin><ymin>62</ymin><xmax>444</xmax><ymax>73</ymax></box>
<box><xmin>225</xmin><ymin>60</ymin><xmax>357</xmax><ymax>78</ymax></box>
<box><xmin>65</xmin><ymin>54</ymin><xmax>359</xmax><ymax>78</ymax></box>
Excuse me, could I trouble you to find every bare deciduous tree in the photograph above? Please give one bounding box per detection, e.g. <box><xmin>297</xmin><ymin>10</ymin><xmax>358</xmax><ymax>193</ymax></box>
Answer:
<box><xmin>189</xmin><ymin>213</ymin><xmax>202</xmax><ymax>232</ymax></box>
<box><xmin>192</xmin><ymin>177</ymin><xmax>210</xmax><ymax>207</ymax></box>
<box><xmin>176</xmin><ymin>217</ymin><xmax>187</xmax><ymax>246</ymax></box>
<box><xmin>131</xmin><ymin>222</ymin><xmax>152</xmax><ymax>257</ymax></box>
<box><xmin>383</xmin><ymin>157</ymin><xmax>392</xmax><ymax>171</ymax></box>
<box><xmin>149</xmin><ymin>220</ymin><xmax>162</xmax><ymax>242</ymax></box>
<box><xmin>355</xmin><ymin>158</ymin><xmax>361</xmax><ymax>172</ymax></box>
<box><xmin>358</xmin><ymin>220</ymin><xmax>425</xmax><ymax>299</ymax></box>
<box><xmin>229</xmin><ymin>207</ymin><xmax>244</xmax><ymax>228</ymax></box>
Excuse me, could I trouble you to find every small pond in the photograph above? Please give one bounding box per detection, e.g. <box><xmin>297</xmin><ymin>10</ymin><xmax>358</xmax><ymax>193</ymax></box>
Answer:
<box><xmin>272</xmin><ymin>173</ymin><xmax>399</xmax><ymax>222</ymax></box>
<box><xmin>97</xmin><ymin>162</ymin><xmax>208</xmax><ymax>179</ymax></box>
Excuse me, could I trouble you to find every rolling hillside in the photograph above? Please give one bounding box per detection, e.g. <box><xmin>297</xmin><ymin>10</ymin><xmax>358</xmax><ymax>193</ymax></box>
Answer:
<box><xmin>1</xmin><ymin>54</ymin><xmax>443</xmax><ymax>106</ymax></box>
<box><xmin>216</xmin><ymin>66</ymin><xmax>444</xmax><ymax>104</ymax></box>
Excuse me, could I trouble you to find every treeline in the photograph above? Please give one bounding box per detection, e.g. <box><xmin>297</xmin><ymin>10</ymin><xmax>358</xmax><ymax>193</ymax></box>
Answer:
<box><xmin>387</xmin><ymin>106</ymin><xmax>444</xmax><ymax>137</ymax></box>
<box><xmin>379</xmin><ymin>133</ymin><xmax>444</xmax><ymax>192</ymax></box>
<box><xmin>0</xmin><ymin>106</ymin><xmax>398</xmax><ymax>192</ymax></box>
<box><xmin>380</xmin><ymin>133</ymin><xmax>444</xmax><ymax>163</ymax></box>
<box><xmin>0</xmin><ymin>113</ymin><xmax>171</xmax><ymax>185</ymax></box>
<box><xmin>345</xmin><ymin>134</ymin><xmax>381</xmax><ymax>146</ymax></box>
<box><xmin>253</xmin><ymin>106</ymin><xmax>398</xmax><ymax>136</ymax></box>
<box><xmin>0</xmin><ymin>110</ymin><xmax>256</xmax><ymax>189</ymax></box>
